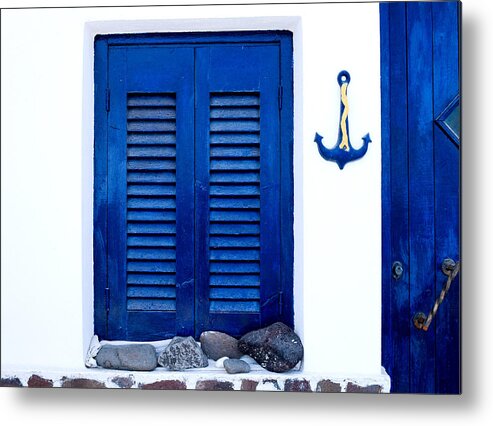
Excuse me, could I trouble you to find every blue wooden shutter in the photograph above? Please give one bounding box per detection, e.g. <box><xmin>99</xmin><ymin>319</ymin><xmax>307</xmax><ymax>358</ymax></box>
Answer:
<box><xmin>195</xmin><ymin>45</ymin><xmax>283</xmax><ymax>337</ymax></box>
<box><xmin>105</xmin><ymin>46</ymin><xmax>195</xmax><ymax>340</ymax></box>
<box><xmin>95</xmin><ymin>33</ymin><xmax>294</xmax><ymax>341</ymax></box>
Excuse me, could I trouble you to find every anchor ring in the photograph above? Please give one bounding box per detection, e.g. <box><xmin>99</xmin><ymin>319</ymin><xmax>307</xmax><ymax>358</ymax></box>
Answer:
<box><xmin>337</xmin><ymin>70</ymin><xmax>351</xmax><ymax>86</ymax></box>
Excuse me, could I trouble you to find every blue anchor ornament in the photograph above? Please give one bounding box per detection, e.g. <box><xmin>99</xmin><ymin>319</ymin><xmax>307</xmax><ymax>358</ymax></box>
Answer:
<box><xmin>314</xmin><ymin>70</ymin><xmax>372</xmax><ymax>169</ymax></box>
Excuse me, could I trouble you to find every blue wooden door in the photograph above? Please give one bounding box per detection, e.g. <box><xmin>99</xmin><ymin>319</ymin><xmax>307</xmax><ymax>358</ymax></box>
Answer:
<box><xmin>381</xmin><ymin>2</ymin><xmax>461</xmax><ymax>393</ymax></box>
<box><xmin>94</xmin><ymin>33</ymin><xmax>294</xmax><ymax>341</ymax></box>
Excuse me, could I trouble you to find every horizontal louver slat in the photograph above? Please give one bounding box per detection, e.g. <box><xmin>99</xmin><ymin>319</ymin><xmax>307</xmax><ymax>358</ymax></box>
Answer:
<box><xmin>210</xmin><ymin>185</ymin><xmax>259</xmax><ymax>196</ymax></box>
<box><xmin>209</xmin><ymin>236</ymin><xmax>260</xmax><ymax>248</ymax></box>
<box><xmin>210</xmin><ymin>249</ymin><xmax>260</xmax><ymax>261</ymax></box>
<box><xmin>209</xmin><ymin>301</ymin><xmax>260</xmax><ymax>313</ymax></box>
<box><xmin>210</xmin><ymin>287</ymin><xmax>260</xmax><ymax>300</ymax></box>
<box><xmin>209</xmin><ymin>223</ymin><xmax>260</xmax><ymax>235</ymax></box>
<box><xmin>127</xmin><ymin>171</ymin><xmax>176</xmax><ymax>183</ymax></box>
<box><xmin>127</xmin><ymin>286</ymin><xmax>176</xmax><ymax>299</ymax></box>
<box><xmin>127</xmin><ymin>273</ymin><xmax>176</xmax><ymax>285</ymax></box>
<box><xmin>127</xmin><ymin>210</ymin><xmax>176</xmax><ymax>222</ymax></box>
<box><xmin>127</xmin><ymin>223</ymin><xmax>176</xmax><ymax>234</ymax></box>
<box><xmin>210</xmin><ymin>133</ymin><xmax>259</xmax><ymax>145</ymax></box>
<box><xmin>127</xmin><ymin>184</ymin><xmax>176</xmax><ymax>196</ymax></box>
<box><xmin>210</xmin><ymin>147</ymin><xmax>260</xmax><ymax>158</ymax></box>
<box><xmin>127</xmin><ymin>107</ymin><xmax>176</xmax><ymax>120</ymax></box>
<box><xmin>127</xmin><ymin>248</ymin><xmax>176</xmax><ymax>260</ymax></box>
<box><xmin>209</xmin><ymin>92</ymin><xmax>261</xmax><ymax>314</ymax></box>
<box><xmin>210</xmin><ymin>210</ymin><xmax>260</xmax><ymax>222</ymax></box>
<box><xmin>127</xmin><ymin>146</ymin><xmax>177</xmax><ymax>158</ymax></box>
<box><xmin>127</xmin><ymin>235</ymin><xmax>176</xmax><ymax>247</ymax></box>
<box><xmin>127</xmin><ymin>133</ymin><xmax>176</xmax><ymax>145</ymax></box>
<box><xmin>127</xmin><ymin>93</ymin><xmax>177</xmax><ymax>312</ymax></box>
<box><xmin>127</xmin><ymin>299</ymin><xmax>177</xmax><ymax>311</ymax></box>
<box><xmin>210</xmin><ymin>274</ymin><xmax>260</xmax><ymax>287</ymax></box>
<box><xmin>127</xmin><ymin>197</ymin><xmax>176</xmax><ymax>210</ymax></box>
<box><xmin>210</xmin><ymin>106</ymin><xmax>259</xmax><ymax>119</ymax></box>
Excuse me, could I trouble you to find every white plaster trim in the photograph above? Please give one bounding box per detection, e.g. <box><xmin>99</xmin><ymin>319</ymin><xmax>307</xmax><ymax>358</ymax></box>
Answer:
<box><xmin>81</xmin><ymin>15</ymin><xmax>304</xmax><ymax>364</ymax></box>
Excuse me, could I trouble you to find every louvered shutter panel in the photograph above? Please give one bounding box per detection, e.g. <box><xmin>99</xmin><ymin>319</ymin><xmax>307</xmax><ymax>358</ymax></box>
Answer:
<box><xmin>126</xmin><ymin>93</ymin><xmax>177</xmax><ymax>311</ymax></box>
<box><xmin>105</xmin><ymin>46</ymin><xmax>194</xmax><ymax>340</ymax></box>
<box><xmin>208</xmin><ymin>92</ymin><xmax>262</xmax><ymax>314</ymax></box>
<box><xmin>195</xmin><ymin>45</ymin><xmax>283</xmax><ymax>337</ymax></box>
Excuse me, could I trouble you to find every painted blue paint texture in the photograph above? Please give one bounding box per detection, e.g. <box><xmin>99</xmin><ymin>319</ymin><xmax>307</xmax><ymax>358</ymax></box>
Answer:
<box><xmin>94</xmin><ymin>32</ymin><xmax>294</xmax><ymax>341</ymax></box>
<box><xmin>314</xmin><ymin>71</ymin><xmax>371</xmax><ymax>169</ymax></box>
<box><xmin>380</xmin><ymin>2</ymin><xmax>460</xmax><ymax>394</ymax></box>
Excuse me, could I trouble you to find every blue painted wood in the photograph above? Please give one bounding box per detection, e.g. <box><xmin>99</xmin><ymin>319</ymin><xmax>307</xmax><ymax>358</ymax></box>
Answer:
<box><xmin>381</xmin><ymin>2</ymin><xmax>460</xmax><ymax>394</ymax></box>
<box><xmin>279</xmin><ymin>34</ymin><xmax>295</xmax><ymax>328</ymax></box>
<box><xmin>94</xmin><ymin>36</ymin><xmax>109</xmax><ymax>339</ymax></box>
<box><xmin>383</xmin><ymin>2</ymin><xmax>412</xmax><ymax>393</ymax></box>
<box><xmin>407</xmin><ymin>2</ymin><xmax>436</xmax><ymax>394</ymax></box>
<box><xmin>107</xmin><ymin>47</ymin><xmax>128</xmax><ymax>340</ymax></box>
<box><xmin>432</xmin><ymin>1</ymin><xmax>461</xmax><ymax>394</ymax></box>
<box><xmin>103</xmin><ymin>45</ymin><xmax>195</xmax><ymax>340</ymax></box>
<box><xmin>195</xmin><ymin>42</ymin><xmax>285</xmax><ymax>338</ymax></box>
<box><xmin>98</xmin><ymin>31</ymin><xmax>289</xmax><ymax>46</ymax></box>
<box><xmin>95</xmin><ymin>31</ymin><xmax>293</xmax><ymax>341</ymax></box>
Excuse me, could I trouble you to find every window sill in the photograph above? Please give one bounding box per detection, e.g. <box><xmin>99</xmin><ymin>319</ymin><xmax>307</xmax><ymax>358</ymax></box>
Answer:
<box><xmin>1</xmin><ymin>366</ymin><xmax>390</xmax><ymax>392</ymax></box>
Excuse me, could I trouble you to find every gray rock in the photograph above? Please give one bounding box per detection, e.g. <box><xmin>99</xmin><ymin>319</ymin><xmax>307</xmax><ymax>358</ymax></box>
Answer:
<box><xmin>200</xmin><ymin>331</ymin><xmax>243</xmax><ymax>360</ymax></box>
<box><xmin>158</xmin><ymin>336</ymin><xmax>208</xmax><ymax>370</ymax></box>
<box><xmin>224</xmin><ymin>358</ymin><xmax>251</xmax><ymax>374</ymax></box>
<box><xmin>238</xmin><ymin>322</ymin><xmax>303</xmax><ymax>373</ymax></box>
<box><xmin>95</xmin><ymin>344</ymin><xmax>157</xmax><ymax>371</ymax></box>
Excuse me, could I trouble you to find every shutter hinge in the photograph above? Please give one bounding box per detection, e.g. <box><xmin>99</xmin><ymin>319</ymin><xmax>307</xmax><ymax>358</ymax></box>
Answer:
<box><xmin>105</xmin><ymin>288</ymin><xmax>110</xmax><ymax>312</ymax></box>
<box><xmin>278</xmin><ymin>86</ymin><xmax>283</xmax><ymax>110</ymax></box>
<box><xmin>106</xmin><ymin>89</ymin><xmax>110</xmax><ymax>112</ymax></box>
<box><xmin>279</xmin><ymin>291</ymin><xmax>283</xmax><ymax>315</ymax></box>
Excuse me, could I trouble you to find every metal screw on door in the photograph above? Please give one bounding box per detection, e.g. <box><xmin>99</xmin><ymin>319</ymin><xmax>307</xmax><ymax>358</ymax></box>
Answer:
<box><xmin>392</xmin><ymin>261</ymin><xmax>404</xmax><ymax>280</ymax></box>
<box><xmin>413</xmin><ymin>258</ymin><xmax>460</xmax><ymax>331</ymax></box>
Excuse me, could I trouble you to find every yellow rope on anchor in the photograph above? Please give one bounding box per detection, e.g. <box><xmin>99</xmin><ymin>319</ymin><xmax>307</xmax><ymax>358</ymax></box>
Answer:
<box><xmin>339</xmin><ymin>82</ymin><xmax>350</xmax><ymax>151</ymax></box>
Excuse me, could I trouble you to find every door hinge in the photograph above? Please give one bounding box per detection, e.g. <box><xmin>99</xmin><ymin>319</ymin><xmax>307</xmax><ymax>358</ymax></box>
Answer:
<box><xmin>105</xmin><ymin>288</ymin><xmax>110</xmax><ymax>312</ymax></box>
<box><xmin>278</xmin><ymin>86</ymin><xmax>283</xmax><ymax>110</ymax></box>
<box><xmin>279</xmin><ymin>291</ymin><xmax>284</xmax><ymax>315</ymax></box>
<box><xmin>106</xmin><ymin>89</ymin><xmax>111</xmax><ymax>112</ymax></box>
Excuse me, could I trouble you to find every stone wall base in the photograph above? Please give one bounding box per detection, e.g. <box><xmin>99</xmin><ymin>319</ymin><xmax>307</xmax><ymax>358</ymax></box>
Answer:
<box><xmin>1</xmin><ymin>367</ymin><xmax>390</xmax><ymax>393</ymax></box>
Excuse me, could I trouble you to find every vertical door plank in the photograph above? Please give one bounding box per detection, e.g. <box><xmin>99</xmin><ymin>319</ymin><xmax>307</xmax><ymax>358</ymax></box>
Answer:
<box><xmin>432</xmin><ymin>1</ymin><xmax>461</xmax><ymax>394</ymax></box>
<box><xmin>407</xmin><ymin>2</ymin><xmax>436</xmax><ymax>394</ymax></box>
<box><xmin>388</xmin><ymin>2</ymin><xmax>412</xmax><ymax>393</ymax></box>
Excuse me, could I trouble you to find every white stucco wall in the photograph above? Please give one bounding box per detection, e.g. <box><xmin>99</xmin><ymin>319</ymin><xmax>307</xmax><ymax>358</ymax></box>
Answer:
<box><xmin>1</xmin><ymin>3</ymin><xmax>381</xmax><ymax>375</ymax></box>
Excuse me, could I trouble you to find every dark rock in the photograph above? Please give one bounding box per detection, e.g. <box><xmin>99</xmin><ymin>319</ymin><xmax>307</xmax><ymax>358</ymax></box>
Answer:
<box><xmin>0</xmin><ymin>377</ymin><xmax>23</xmax><ymax>387</ymax></box>
<box><xmin>112</xmin><ymin>376</ymin><xmax>135</xmax><ymax>389</ymax></box>
<box><xmin>346</xmin><ymin>382</ymin><xmax>383</xmax><ymax>393</ymax></box>
<box><xmin>158</xmin><ymin>336</ymin><xmax>208</xmax><ymax>370</ymax></box>
<box><xmin>241</xmin><ymin>379</ymin><xmax>258</xmax><ymax>391</ymax></box>
<box><xmin>61</xmin><ymin>378</ymin><xmax>106</xmax><ymax>389</ymax></box>
<box><xmin>224</xmin><ymin>358</ymin><xmax>251</xmax><ymax>374</ymax></box>
<box><xmin>195</xmin><ymin>380</ymin><xmax>234</xmax><ymax>391</ymax></box>
<box><xmin>261</xmin><ymin>379</ymin><xmax>281</xmax><ymax>390</ymax></box>
<box><xmin>96</xmin><ymin>344</ymin><xmax>157</xmax><ymax>371</ymax></box>
<box><xmin>140</xmin><ymin>380</ymin><xmax>187</xmax><ymax>390</ymax></box>
<box><xmin>200</xmin><ymin>331</ymin><xmax>243</xmax><ymax>360</ymax></box>
<box><xmin>28</xmin><ymin>375</ymin><xmax>53</xmax><ymax>388</ymax></box>
<box><xmin>316</xmin><ymin>379</ymin><xmax>342</xmax><ymax>393</ymax></box>
<box><xmin>284</xmin><ymin>379</ymin><xmax>312</xmax><ymax>392</ymax></box>
<box><xmin>238</xmin><ymin>322</ymin><xmax>303</xmax><ymax>373</ymax></box>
